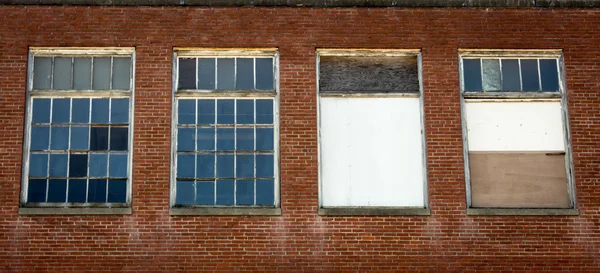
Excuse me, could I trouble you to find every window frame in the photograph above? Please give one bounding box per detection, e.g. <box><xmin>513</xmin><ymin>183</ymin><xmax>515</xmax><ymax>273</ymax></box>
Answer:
<box><xmin>20</xmin><ymin>47</ymin><xmax>135</xmax><ymax>214</ymax></box>
<box><xmin>170</xmin><ymin>48</ymin><xmax>281</xmax><ymax>216</ymax></box>
<box><xmin>316</xmin><ymin>49</ymin><xmax>430</xmax><ymax>216</ymax></box>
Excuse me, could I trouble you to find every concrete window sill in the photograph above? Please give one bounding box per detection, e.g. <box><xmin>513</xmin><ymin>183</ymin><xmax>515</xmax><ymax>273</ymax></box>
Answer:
<box><xmin>170</xmin><ymin>207</ymin><xmax>281</xmax><ymax>216</ymax></box>
<box><xmin>467</xmin><ymin>208</ymin><xmax>579</xmax><ymax>216</ymax></box>
<box><xmin>19</xmin><ymin>207</ymin><xmax>132</xmax><ymax>215</ymax></box>
<box><xmin>319</xmin><ymin>207</ymin><xmax>430</xmax><ymax>216</ymax></box>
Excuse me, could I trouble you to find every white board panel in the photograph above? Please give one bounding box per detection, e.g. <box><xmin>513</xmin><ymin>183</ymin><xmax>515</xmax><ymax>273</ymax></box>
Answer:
<box><xmin>465</xmin><ymin>101</ymin><xmax>565</xmax><ymax>151</ymax></box>
<box><xmin>320</xmin><ymin>97</ymin><xmax>425</xmax><ymax>207</ymax></box>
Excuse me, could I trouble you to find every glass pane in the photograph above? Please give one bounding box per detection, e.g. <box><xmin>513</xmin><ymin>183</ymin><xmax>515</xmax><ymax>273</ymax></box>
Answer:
<box><xmin>177</xmin><ymin>127</ymin><xmax>196</xmax><ymax>151</ymax></box>
<box><xmin>177</xmin><ymin>153</ymin><xmax>195</xmax><ymax>178</ymax></box>
<box><xmin>69</xmin><ymin>154</ymin><xmax>88</xmax><ymax>178</ymax></box>
<box><xmin>197</xmin><ymin>127</ymin><xmax>215</xmax><ymax>151</ymax></box>
<box><xmin>256</xmin><ymin>154</ymin><xmax>274</xmax><ymax>178</ymax></box>
<box><xmin>88</xmin><ymin>179</ymin><xmax>107</xmax><ymax>202</ymax></box>
<box><xmin>90</xmin><ymin>127</ymin><xmax>109</xmax><ymax>151</ymax></box>
<box><xmin>196</xmin><ymin>154</ymin><xmax>215</xmax><ymax>178</ymax></box>
<box><xmin>217</xmin><ymin>99</ymin><xmax>234</xmax><ymax>124</ymax></box>
<box><xmin>91</xmin><ymin>98</ymin><xmax>110</xmax><ymax>124</ymax></box>
<box><xmin>50</xmin><ymin>126</ymin><xmax>69</xmax><ymax>150</ymax></box>
<box><xmin>216</xmin><ymin>128</ymin><xmax>235</xmax><ymax>151</ymax></box>
<box><xmin>70</xmin><ymin>126</ymin><xmax>89</xmax><ymax>150</ymax></box>
<box><xmin>175</xmin><ymin>180</ymin><xmax>195</xmax><ymax>205</ymax></box>
<box><xmin>112</xmin><ymin>57</ymin><xmax>131</xmax><ymax>90</ymax></box>
<box><xmin>178</xmin><ymin>100</ymin><xmax>196</xmax><ymax>125</ymax></box>
<box><xmin>216</xmin><ymin>155</ymin><xmax>234</xmax><ymax>178</ymax></box>
<box><xmin>501</xmin><ymin>59</ymin><xmax>521</xmax><ymax>91</ymax></box>
<box><xmin>28</xmin><ymin>179</ymin><xmax>47</xmax><ymax>202</ymax></box>
<box><xmin>256</xmin><ymin>99</ymin><xmax>273</xmax><ymax>124</ymax></box>
<box><xmin>256</xmin><ymin>58</ymin><xmax>274</xmax><ymax>90</ymax></box>
<box><xmin>92</xmin><ymin>57</ymin><xmax>111</xmax><ymax>90</ymax></box>
<box><xmin>47</xmin><ymin>179</ymin><xmax>67</xmax><ymax>202</ymax></box>
<box><xmin>109</xmin><ymin>153</ymin><xmax>128</xmax><ymax>178</ymax></box>
<box><xmin>89</xmin><ymin>153</ymin><xmax>108</xmax><ymax>177</ymax></box>
<box><xmin>256</xmin><ymin>128</ymin><xmax>274</xmax><ymax>151</ymax></box>
<box><xmin>217</xmin><ymin>58</ymin><xmax>235</xmax><ymax>90</ymax></box>
<box><xmin>73</xmin><ymin>58</ymin><xmax>92</xmax><ymax>90</ymax></box>
<box><xmin>30</xmin><ymin>126</ymin><xmax>50</xmax><ymax>150</ymax></box>
<box><xmin>32</xmin><ymin>99</ymin><xmax>51</xmax><ymax>123</ymax></box>
<box><xmin>67</xmin><ymin>179</ymin><xmax>87</xmax><ymax>202</ymax></box>
<box><xmin>521</xmin><ymin>59</ymin><xmax>540</xmax><ymax>91</ymax></box>
<box><xmin>236</xmin><ymin>155</ymin><xmax>254</xmax><ymax>178</ymax></box>
<box><xmin>33</xmin><ymin>57</ymin><xmax>52</xmax><ymax>90</ymax></box>
<box><xmin>197</xmin><ymin>100</ymin><xmax>215</xmax><ymax>124</ymax></box>
<box><xmin>215</xmin><ymin>180</ymin><xmax>234</xmax><ymax>205</ymax></box>
<box><xmin>198</xmin><ymin>58</ymin><xmax>216</xmax><ymax>89</ymax></box>
<box><xmin>540</xmin><ymin>59</ymin><xmax>559</xmax><ymax>91</ymax></box>
<box><xmin>53</xmin><ymin>57</ymin><xmax>72</xmax><ymax>90</ymax></box>
<box><xmin>196</xmin><ymin>181</ymin><xmax>214</xmax><ymax>205</ymax></box>
<box><xmin>482</xmin><ymin>59</ymin><xmax>501</xmax><ymax>91</ymax></box>
<box><xmin>52</xmin><ymin>98</ymin><xmax>70</xmax><ymax>123</ymax></box>
<box><xmin>111</xmin><ymin>98</ymin><xmax>129</xmax><ymax>124</ymax></box>
<box><xmin>236</xmin><ymin>128</ymin><xmax>254</xmax><ymax>151</ymax></box>
<box><xmin>107</xmin><ymin>179</ymin><xmax>126</xmax><ymax>202</ymax></box>
<box><xmin>71</xmin><ymin>98</ymin><xmax>90</xmax><ymax>123</ymax></box>
<box><xmin>49</xmin><ymin>153</ymin><xmax>68</xmax><ymax>177</ymax></box>
<box><xmin>29</xmin><ymin>153</ymin><xmax>48</xmax><ymax>177</ymax></box>
<box><xmin>236</xmin><ymin>180</ymin><xmax>254</xmax><ymax>205</ymax></box>
<box><xmin>463</xmin><ymin>59</ymin><xmax>482</xmax><ymax>91</ymax></box>
<box><xmin>236</xmin><ymin>99</ymin><xmax>254</xmax><ymax>124</ymax></box>
<box><xmin>110</xmin><ymin>127</ymin><xmax>128</xmax><ymax>151</ymax></box>
<box><xmin>256</xmin><ymin>179</ymin><xmax>274</xmax><ymax>205</ymax></box>
<box><xmin>236</xmin><ymin>58</ymin><xmax>254</xmax><ymax>89</ymax></box>
<box><xmin>178</xmin><ymin>58</ymin><xmax>196</xmax><ymax>89</ymax></box>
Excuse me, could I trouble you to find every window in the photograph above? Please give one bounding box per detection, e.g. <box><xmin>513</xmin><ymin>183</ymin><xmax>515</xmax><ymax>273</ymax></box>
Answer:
<box><xmin>460</xmin><ymin>50</ymin><xmax>575</xmax><ymax>211</ymax></box>
<box><xmin>171</xmin><ymin>49</ymin><xmax>279</xmax><ymax>215</ymax></box>
<box><xmin>318</xmin><ymin>50</ymin><xmax>428</xmax><ymax>215</ymax></box>
<box><xmin>21</xmin><ymin>48</ymin><xmax>134</xmax><ymax>213</ymax></box>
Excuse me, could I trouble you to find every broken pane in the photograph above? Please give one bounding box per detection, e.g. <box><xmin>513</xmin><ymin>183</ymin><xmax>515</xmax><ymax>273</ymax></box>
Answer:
<box><xmin>482</xmin><ymin>59</ymin><xmax>501</xmax><ymax>91</ymax></box>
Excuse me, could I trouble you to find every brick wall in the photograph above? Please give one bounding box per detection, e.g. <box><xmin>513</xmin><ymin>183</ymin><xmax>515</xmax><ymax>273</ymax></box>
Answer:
<box><xmin>1</xmin><ymin>6</ymin><xmax>599</xmax><ymax>272</ymax></box>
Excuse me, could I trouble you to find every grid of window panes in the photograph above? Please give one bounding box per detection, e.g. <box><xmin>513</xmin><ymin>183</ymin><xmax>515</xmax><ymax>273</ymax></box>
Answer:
<box><xmin>462</xmin><ymin>58</ymin><xmax>560</xmax><ymax>92</ymax></box>
<box><xmin>177</xmin><ymin>57</ymin><xmax>274</xmax><ymax>91</ymax></box>
<box><xmin>175</xmin><ymin>98</ymin><xmax>275</xmax><ymax>206</ymax></box>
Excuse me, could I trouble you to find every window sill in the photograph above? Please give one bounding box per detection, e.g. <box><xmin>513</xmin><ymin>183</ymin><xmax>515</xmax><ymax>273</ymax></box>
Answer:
<box><xmin>19</xmin><ymin>207</ymin><xmax>132</xmax><ymax>215</ymax></box>
<box><xmin>319</xmin><ymin>207</ymin><xmax>430</xmax><ymax>216</ymax></box>
<box><xmin>467</xmin><ymin>208</ymin><xmax>579</xmax><ymax>216</ymax></box>
<box><xmin>169</xmin><ymin>207</ymin><xmax>281</xmax><ymax>216</ymax></box>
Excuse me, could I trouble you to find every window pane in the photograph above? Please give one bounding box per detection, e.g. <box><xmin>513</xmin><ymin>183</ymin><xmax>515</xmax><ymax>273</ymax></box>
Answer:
<box><xmin>30</xmin><ymin>126</ymin><xmax>50</xmax><ymax>150</ymax></box>
<box><xmin>236</xmin><ymin>99</ymin><xmax>254</xmax><ymax>124</ymax></box>
<box><xmin>90</xmin><ymin>127</ymin><xmax>109</xmax><ymax>151</ymax></box>
<box><xmin>88</xmin><ymin>179</ymin><xmax>107</xmax><ymax>202</ymax></box>
<box><xmin>70</xmin><ymin>126</ymin><xmax>90</xmax><ymax>150</ymax></box>
<box><xmin>92</xmin><ymin>57</ymin><xmax>111</xmax><ymax>90</ymax></box>
<box><xmin>32</xmin><ymin>98</ymin><xmax>51</xmax><ymax>123</ymax></box>
<box><xmin>107</xmin><ymin>179</ymin><xmax>126</xmax><ymax>202</ymax></box>
<box><xmin>216</xmin><ymin>128</ymin><xmax>235</xmax><ymax>151</ymax></box>
<box><xmin>236</xmin><ymin>180</ymin><xmax>254</xmax><ymax>205</ymax></box>
<box><xmin>69</xmin><ymin>154</ymin><xmax>88</xmax><ymax>178</ymax></box>
<box><xmin>28</xmin><ymin>179</ymin><xmax>47</xmax><ymax>202</ymax></box>
<box><xmin>47</xmin><ymin>179</ymin><xmax>67</xmax><ymax>202</ymax></box>
<box><xmin>178</xmin><ymin>58</ymin><xmax>196</xmax><ymax>90</ymax></box>
<box><xmin>111</xmin><ymin>98</ymin><xmax>129</xmax><ymax>124</ymax></box>
<box><xmin>112</xmin><ymin>57</ymin><xmax>131</xmax><ymax>90</ymax></box>
<box><xmin>198</xmin><ymin>58</ymin><xmax>216</xmax><ymax>89</ymax></box>
<box><xmin>217</xmin><ymin>99</ymin><xmax>234</xmax><ymax>124</ymax></box>
<box><xmin>29</xmin><ymin>153</ymin><xmax>48</xmax><ymax>177</ymax></box>
<box><xmin>50</xmin><ymin>126</ymin><xmax>69</xmax><ymax>150</ymax></box>
<box><xmin>256</xmin><ymin>154</ymin><xmax>274</xmax><ymax>178</ymax></box>
<box><xmin>197</xmin><ymin>127</ymin><xmax>215</xmax><ymax>151</ymax></box>
<box><xmin>197</xmin><ymin>100</ymin><xmax>215</xmax><ymax>124</ymax></box>
<box><xmin>216</xmin><ymin>155</ymin><xmax>234</xmax><ymax>178</ymax></box>
<box><xmin>196</xmin><ymin>181</ymin><xmax>214</xmax><ymax>205</ymax></box>
<box><xmin>256</xmin><ymin>58</ymin><xmax>274</xmax><ymax>90</ymax></box>
<box><xmin>91</xmin><ymin>98</ymin><xmax>109</xmax><ymax>124</ymax></box>
<box><xmin>52</xmin><ymin>98</ymin><xmax>70</xmax><ymax>123</ymax></box>
<box><xmin>33</xmin><ymin>57</ymin><xmax>52</xmax><ymax>90</ymax></box>
<box><xmin>217</xmin><ymin>58</ymin><xmax>235</xmax><ymax>90</ymax></box>
<box><xmin>256</xmin><ymin>128</ymin><xmax>274</xmax><ymax>151</ymax></box>
<box><xmin>482</xmin><ymin>59</ymin><xmax>501</xmax><ymax>91</ymax></box>
<box><xmin>109</xmin><ymin>153</ymin><xmax>128</xmax><ymax>178</ymax></box>
<box><xmin>73</xmin><ymin>58</ymin><xmax>92</xmax><ymax>90</ymax></box>
<box><xmin>177</xmin><ymin>153</ymin><xmax>195</xmax><ymax>178</ymax></box>
<box><xmin>110</xmin><ymin>127</ymin><xmax>128</xmax><ymax>151</ymax></box>
<box><xmin>521</xmin><ymin>59</ymin><xmax>540</xmax><ymax>91</ymax></box>
<box><xmin>67</xmin><ymin>179</ymin><xmax>87</xmax><ymax>202</ymax></box>
<box><xmin>53</xmin><ymin>57</ymin><xmax>72</xmax><ymax>90</ymax></box>
<box><xmin>177</xmin><ymin>127</ymin><xmax>196</xmax><ymax>151</ymax></box>
<box><xmin>71</xmin><ymin>98</ymin><xmax>90</xmax><ymax>123</ymax></box>
<box><xmin>256</xmin><ymin>179</ymin><xmax>274</xmax><ymax>205</ymax></box>
<box><xmin>540</xmin><ymin>59</ymin><xmax>559</xmax><ymax>91</ymax></box>
<box><xmin>236</xmin><ymin>128</ymin><xmax>254</xmax><ymax>151</ymax></box>
<box><xmin>49</xmin><ymin>153</ymin><xmax>68</xmax><ymax>177</ymax></box>
<box><xmin>236</xmin><ymin>58</ymin><xmax>254</xmax><ymax>90</ymax></box>
<box><xmin>178</xmin><ymin>100</ymin><xmax>196</xmax><ymax>125</ymax></box>
<box><xmin>216</xmin><ymin>180</ymin><xmax>234</xmax><ymax>205</ymax></box>
<box><xmin>196</xmin><ymin>154</ymin><xmax>215</xmax><ymax>178</ymax></box>
<box><xmin>463</xmin><ymin>59</ymin><xmax>482</xmax><ymax>91</ymax></box>
<box><xmin>236</xmin><ymin>155</ymin><xmax>254</xmax><ymax>178</ymax></box>
<box><xmin>176</xmin><ymin>180</ymin><xmax>195</xmax><ymax>205</ymax></box>
<box><xmin>256</xmin><ymin>99</ymin><xmax>273</xmax><ymax>124</ymax></box>
<box><xmin>89</xmin><ymin>153</ymin><xmax>108</xmax><ymax>177</ymax></box>
<box><xmin>501</xmin><ymin>59</ymin><xmax>521</xmax><ymax>91</ymax></box>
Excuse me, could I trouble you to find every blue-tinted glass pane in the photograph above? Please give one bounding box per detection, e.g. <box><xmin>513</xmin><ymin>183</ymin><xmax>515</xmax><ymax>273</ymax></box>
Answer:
<box><xmin>236</xmin><ymin>100</ymin><xmax>254</xmax><ymax>124</ymax></box>
<box><xmin>177</xmin><ymin>153</ymin><xmax>195</xmax><ymax>178</ymax></box>
<box><xmin>110</xmin><ymin>127</ymin><xmax>128</xmax><ymax>151</ymax></box>
<box><xmin>540</xmin><ymin>59</ymin><xmax>559</xmax><ymax>91</ymax></box>
<box><xmin>30</xmin><ymin>126</ymin><xmax>50</xmax><ymax>150</ymax></box>
<box><xmin>256</xmin><ymin>179</ymin><xmax>274</xmax><ymax>205</ymax></box>
<box><xmin>236</xmin><ymin>58</ymin><xmax>254</xmax><ymax>90</ymax></box>
<box><xmin>111</xmin><ymin>98</ymin><xmax>129</xmax><ymax>124</ymax></box>
<box><xmin>196</xmin><ymin>154</ymin><xmax>215</xmax><ymax>178</ymax></box>
<box><xmin>216</xmin><ymin>155</ymin><xmax>234</xmax><ymax>178</ymax></box>
<box><xmin>178</xmin><ymin>127</ymin><xmax>196</xmax><ymax>151</ymax></box>
<box><xmin>71</xmin><ymin>98</ymin><xmax>90</xmax><ymax>123</ymax></box>
<box><xmin>197</xmin><ymin>127</ymin><xmax>215</xmax><ymax>151</ymax></box>
<box><xmin>175</xmin><ymin>180</ymin><xmax>195</xmax><ymax>205</ymax></box>
<box><xmin>69</xmin><ymin>154</ymin><xmax>88</xmax><ymax>178</ymax></box>
<box><xmin>52</xmin><ymin>99</ymin><xmax>70</xmax><ymax>123</ymax></box>
<box><xmin>32</xmin><ymin>99</ymin><xmax>51</xmax><ymax>123</ymax></box>
<box><xmin>216</xmin><ymin>180</ymin><xmax>234</xmax><ymax>205</ymax></box>
<box><xmin>50</xmin><ymin>126</ymin><xmax>69</xmax><ymax>150</ymax></box>
<box><xmin>196</xmin><ymin>181</ymin><xmax>214</xmax><ymax>205</ymax></box>
<box><xmin>256</xmin><ymin>58</ymin><xmax>274</xmax><ymax>90</ymax></box>
<box><xmin>236</xmin><ymin>155</ymin><xmax>254</xmax><ymax>178</ymax></box>
<box><xmin>178</xmin><ymin>58</ymin><xmax>196</xmax><ymax>90</ymax></box>
<box><xmin>256</xmin><ymin>100</ymin><xmax>273</xmax><ymax>124</ymax></box>
<box><xmin>29</xmin><ymin>153</ymin><xmax>48</xmax><ymax>177</ymax></box>
<box><xmin>90</xmin><ymin>127</ymin><xmax>109</xmax><ymax>151</ymax></box>
<box><xmin>463</xmin><ymin>59</ymin><xmax>482</xmax><ymax>91</ymax></box>
<box><xmin>236</xmin><ymin>180</ymin><xmax>254</xmax><ymax>205</ymax></box>
<box><xmin>89</xmin><ymin>153</ymin><xmax>108</xmax><ymax>177</ymax></box>
<box><xmin>256</xmin><ymin>154</ymin><xmax>274</xmax><ymax>178</ymax></box>
<box><xmin>501</xmin><ymin>59</ymin><xmax>521</xmax><ymax>91</ymax></box>
<box><xmin>236</xmin><ymin>128</ymin><xmax>254</xmax><ymax>151</ymax></box>
<box><xmin>109</xmin><ymin>153</ymin><xmax>128</xmax><ymax>178</ymax></box>
<box><xmin>256</xmin><ymin>128</ymin><xmax>274</xmax><ymax>151</ymax></box>
<box><xmin>216</xmin><ymin>128</ymin><xmax>235</xmax><ymax>151</ymax></box>
<box><xmin>217</xmin><ymin>58</ymin><xmax>235</xmax><ymax>90</ymax></box>
<box><xmin>67</xmin><ymin>179</ymin><xmax>87</xmax><ymax>202</ymax></box>
<box><xmin>197</xmin><ymin>100</ymin><xmax>215</xmax><ymax>124</ymax></box>
<box><xmin>108</xmin><ymin>179</ymin><xmax>126</xmax><ymax>202</ymax></box>
<box><xmin>28</xmin><ymin>179</ymin><xmax>47</xmax><ymax>202</ymax></box>
<box><xmin>217</xmin><ymin>100</ymin><xmax>234</xmax><ymax>124</ymax></box>
<box><xmin>47</xmin><ymin>179</ymin><xmax>67</xmax><ymax>202</ymax></box>
<box><xmin>521</xmin><ymin>59</ymin><xmax>540</xmax><ymax>91</ymax></box>
<box><xmin>88</xmin><ymin>179</ymin><xmax>107</xmax><ymax>202</ymax></box>
<box><xmin>70</xmin><ymin>126</ymin><xmax>89</xmax><ymax>150</ymax></box>
<box><xmin>178</xmin><ymin>100</ymin><xmax>196</xmax><ymax>125</ymax></box>
<box><xmin>49</xmin><ymin>153</ymin><xmax>68</xmax><ymax>177</ymax></box>
<box><xmin>198</xmin><ymin>58</ymin><xmax>216</xmax><ymax>90</ymax></box>
<box><xmin>91</xmin><ymin>99</ymin><xmax>109</xmax><ymax>124</ymax></box>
